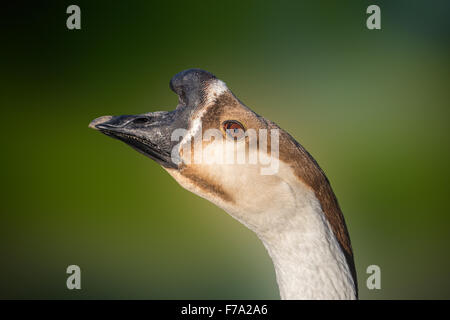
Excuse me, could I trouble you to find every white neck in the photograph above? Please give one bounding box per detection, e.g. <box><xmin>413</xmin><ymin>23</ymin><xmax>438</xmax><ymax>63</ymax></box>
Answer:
<box><xmin>257</xmin><ymin>185</ymin><xmax>357</xmax><ymax>300</ymax></box>
<box><xmin>168</xmin><ymin>163</ymin><xmax>357</xmax><ymax>299</ymax></box>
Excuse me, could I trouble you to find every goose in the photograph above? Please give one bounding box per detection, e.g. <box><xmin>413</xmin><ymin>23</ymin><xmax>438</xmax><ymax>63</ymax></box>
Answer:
<box><xmin>89</xmin><ymin>69</ymin><xmax>358</xmax><ymax>300</ymax></box>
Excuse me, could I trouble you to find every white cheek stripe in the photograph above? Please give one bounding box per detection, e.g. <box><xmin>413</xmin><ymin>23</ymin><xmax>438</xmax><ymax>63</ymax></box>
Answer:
<box><xmin>179</xmin><ymin>80</ymin><xmax>228</xmax><ymax>155</ymax></box>
<box><xmin>178</xmin><ymin>107</ymin><xmax>207</xmax><ymax>154</ymax></box>
<box><xmin>205</xmin><ymin>79</ymin><xmax>228</xmax><ymax>105</ymax></box>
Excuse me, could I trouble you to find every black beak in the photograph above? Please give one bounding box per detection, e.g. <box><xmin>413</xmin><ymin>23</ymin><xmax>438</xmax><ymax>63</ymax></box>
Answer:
<box><xmin>89</xmin><ymin>69</ymin><xmax>219</xmax><ymax>169</ymax></box>
<box><xmin>89</xmin><ymin>112</ymin><xmax>178</xmax><ymax>168</ymax></box>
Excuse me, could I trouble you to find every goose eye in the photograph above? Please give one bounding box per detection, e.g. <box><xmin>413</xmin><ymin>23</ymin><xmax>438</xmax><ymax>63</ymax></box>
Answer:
<box><xmin>223</xmin><ymin>120</ymin><xmax>245</xmax><ymax>140</ymax></box>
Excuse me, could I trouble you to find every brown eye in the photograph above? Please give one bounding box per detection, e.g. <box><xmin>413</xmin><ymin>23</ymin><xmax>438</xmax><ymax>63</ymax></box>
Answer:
<box><xmin>223</xmin><ymin>120</ymin><xmax>245</xmax><ymax>140</ymax></box>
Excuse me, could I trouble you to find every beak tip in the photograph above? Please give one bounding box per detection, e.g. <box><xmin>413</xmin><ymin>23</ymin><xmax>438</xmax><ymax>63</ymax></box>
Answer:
<box><xmin>89</xmin><ymin>115</ymin><xmax>113</xmax><ymax>130</ymax></box>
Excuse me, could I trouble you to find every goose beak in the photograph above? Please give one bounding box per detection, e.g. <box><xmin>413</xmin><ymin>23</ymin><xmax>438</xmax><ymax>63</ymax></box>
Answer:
<box><xmin>89</xmin><ymin>112</ymin><xmax>178</xmax><ymax>168</ymax></box>
<box><xmin>89</xmin><ymin>70</ymin><xmax>220</xmax><ymax>169</ymax></box>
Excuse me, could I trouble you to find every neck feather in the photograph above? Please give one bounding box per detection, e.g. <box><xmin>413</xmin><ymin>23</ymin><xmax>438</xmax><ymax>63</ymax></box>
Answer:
<box><xmin>258</xmin><ymin>185</ymin><xmax>357</xmax><ymax>300</ymax></box>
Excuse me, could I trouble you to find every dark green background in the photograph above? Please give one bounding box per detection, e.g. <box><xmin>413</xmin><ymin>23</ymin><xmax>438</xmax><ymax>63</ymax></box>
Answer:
<box><xmin>1</xmin><ymin>1</ymin><xmax>449</xmax><ymax>299</ymax></box>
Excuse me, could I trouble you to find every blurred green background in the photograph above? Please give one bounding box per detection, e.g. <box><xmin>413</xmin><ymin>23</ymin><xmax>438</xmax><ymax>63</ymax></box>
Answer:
<box><xmin>1</xmin><ymin>0</ymin><xmax>449</xmax><ymax>299</ymax></box>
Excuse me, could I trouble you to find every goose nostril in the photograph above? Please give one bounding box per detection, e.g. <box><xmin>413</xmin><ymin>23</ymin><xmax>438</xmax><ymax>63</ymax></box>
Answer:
<box><xmin>133</xmin><ymin>117</ymin><xmax>150</xmax><ymax>125</ymax></box>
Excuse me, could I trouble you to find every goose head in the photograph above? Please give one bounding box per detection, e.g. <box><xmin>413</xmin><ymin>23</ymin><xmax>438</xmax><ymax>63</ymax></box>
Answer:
<box><xmin>89</xmin><ymin>69</ymin><xmax>357</xmax><ymax>299</ymax></box>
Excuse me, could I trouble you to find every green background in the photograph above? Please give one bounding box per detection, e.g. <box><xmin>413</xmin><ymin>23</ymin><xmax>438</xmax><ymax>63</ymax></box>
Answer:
<box><xmin>1</xmin><ymin>0</ymin><xmax>449</xmax><ymax>299</ymax></box>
